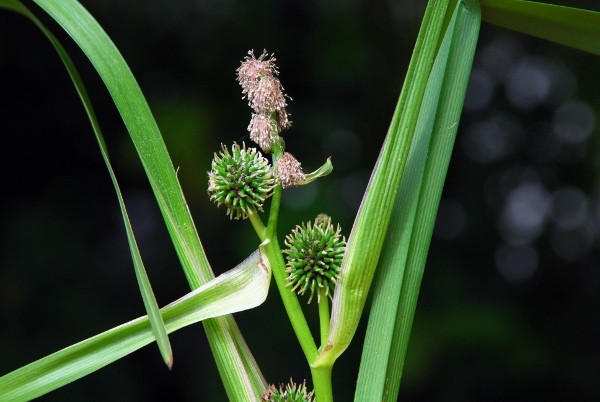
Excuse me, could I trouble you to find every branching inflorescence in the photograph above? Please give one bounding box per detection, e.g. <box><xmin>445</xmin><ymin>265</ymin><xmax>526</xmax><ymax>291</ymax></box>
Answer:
<box><xmin>208</xmin><ymin>50</ymin><xmax>306</xmax><ymax>219</ymax></box>
<box><xmin>207</xmin><ymin>49</ymin><xmax>344</xmax><ymax>399</ymax></box>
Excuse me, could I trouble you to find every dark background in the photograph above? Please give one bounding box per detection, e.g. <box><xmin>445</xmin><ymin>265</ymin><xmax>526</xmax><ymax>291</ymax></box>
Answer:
<box><xmin>1</xmin><ymin>0</ymin><xmax>599</xmax><ymax>400</ymax></box>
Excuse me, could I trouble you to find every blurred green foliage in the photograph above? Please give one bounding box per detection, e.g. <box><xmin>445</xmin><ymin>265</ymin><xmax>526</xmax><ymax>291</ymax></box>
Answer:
<box><xmin>1</xmin><ymin>0</ymin><xmax>599</xmax><ymax>400</ymax></box>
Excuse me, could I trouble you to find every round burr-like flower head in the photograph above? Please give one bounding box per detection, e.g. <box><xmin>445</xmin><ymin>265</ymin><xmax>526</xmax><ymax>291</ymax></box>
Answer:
<box><xmin>262</xmin><ymin>379</ymin><xmax>314</xmax><ymax>402</ymax></box>
<box><xmin>283</xmin><ymin>214</ymin><xmax>346</xmax><ymax>303</ymax></box>
<box><xmin>208</xmin><ymin>143</ymin><xmax>275</xmax><ymax>220</ymax></box>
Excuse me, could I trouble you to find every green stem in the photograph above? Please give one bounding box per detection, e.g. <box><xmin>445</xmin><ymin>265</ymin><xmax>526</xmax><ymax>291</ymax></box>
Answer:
<box><xmin>266</xmin><ymin>134</ymin><xmax>284</xmax><ymax>238</ymax></box>
<box><xmin>261</xmin><ymin>124</ymin><xmax>328</xmax><ymax>397</ymax></box>
<box><xmin>318</xmin><ymin>288</ymin><xmax>330</xmax><ymax>349</ymax></box>
<box><xmin>243</xmin><ymin>129</ymin><xmax>318</xmax><ymax>361</ymax></box>
<box><xmin>261</xmin><ymin>236</ymin><xmax>318</xmax><ymax>362</ymax></box>
<box><xmin>248</xmin><ymin>210</ymin><xmax>267</xmax><ymax>240</ymax></box>
<box><xmin>310</xmin><ymin>364</ymin><xmax>333</xmax><ymax>402</ymax></box>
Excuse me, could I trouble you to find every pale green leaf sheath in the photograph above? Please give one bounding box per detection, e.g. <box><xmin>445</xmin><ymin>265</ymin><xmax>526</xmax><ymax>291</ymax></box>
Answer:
<box><xmin>0</xmin><ymin>247</ymin><xmax>271</xmax><ymax>402</ymax></box>
<box><xmin>313</xmin><ymin>0</ymin><xmax>453</xmax><ymax>369</ymax></box>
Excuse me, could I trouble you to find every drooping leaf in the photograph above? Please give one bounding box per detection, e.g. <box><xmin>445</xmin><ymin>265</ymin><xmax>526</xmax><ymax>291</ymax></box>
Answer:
<box><xmin>2</xmin><ymin>0</ymin><xmax>268</xmax><ymax>398</ymax></box>
<box><xmin>1</xmin><ymin>0</ymin><xmax>173</xmax><ymax>371</ymax></box>
<box><xmin>0</xmin><ymin>247</ymin><xmax>271</xmax><ymax>402</ymax></box>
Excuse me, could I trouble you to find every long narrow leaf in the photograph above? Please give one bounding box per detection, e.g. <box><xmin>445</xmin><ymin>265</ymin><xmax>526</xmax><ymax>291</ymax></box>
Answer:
<box><xmin>355</xmin><ymin>0</ymin><xmax>481</xmax><ymax>400</ymax></box>
<box><xmin>480</xmin><ymin>0</ymin><xmax>600</xmax><ymax>56</ymax></box>
<box><xmin>0</xmin><ymin>0</ymin><xmax>173</xmax><ymax>369</ymax></box>
<box><xmin>27</xmin><ymin>0</ymin><xmax>267</xmax><ymax>397</ymax></box>
<box><xmin>314</xmin><ymin>0</ymin><xmax>453</xmax><ymax>368</ymax></box>
<box><xmin>30</xmin><ymin>0</ymin><xmax>212</xmax><ymax>286</ymax></box>
<box><xmin>0</xmin><ymin>248</ymin><xmax>271</xmax><ymax>402</ymax></box>
<box><xmin>387</xmin><ymin>3</ymin><xmax>479</xmax><ymax>396</ymax></box>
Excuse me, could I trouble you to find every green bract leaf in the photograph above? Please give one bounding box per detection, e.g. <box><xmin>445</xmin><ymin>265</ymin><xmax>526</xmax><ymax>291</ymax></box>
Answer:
<box><xmin>297</xmin><ymin>158</ymin><xmax>333</xmax><ymax>186</ymax></box>
<box><xmin>0</xmin><ymin>247</ymin><xmax>271</xmax><ymax>402</ymax></box>
<box><xmin>313</xmin><ymin>0</ymin><xmax>453</xmax><ymax>369</ymax></box>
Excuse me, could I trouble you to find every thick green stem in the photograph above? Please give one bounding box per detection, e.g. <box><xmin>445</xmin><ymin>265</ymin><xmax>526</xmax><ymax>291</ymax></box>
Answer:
<box><xmin>310</xmin><ymin>364</ymin><xmax>333</xmax><ymax>402</ymax></box>
<box><xmin>243</xmin><ymin>129</ymin><xmax>318</xmax><ymax>363</ymax></box>
<box><xmin>318</xmin><ymin>288</ymin><xmax>330</xmax><ymax>349</ymax></box>
<box><xmin>248</xmin><ymin>210</ymin><xmax>267</xmax><ymax>240</ymax></box>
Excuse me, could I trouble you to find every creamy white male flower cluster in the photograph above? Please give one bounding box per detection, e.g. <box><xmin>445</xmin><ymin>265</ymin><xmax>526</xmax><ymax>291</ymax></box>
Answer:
<box><xmin>237</xmin><ymin>49</ymin><xmax>291</xmax><ymax>150</ymax></box>
<box><xmin>236</xmin><ymin>50</ymin><xmax>304</xmax><ymax>188</ymax></box>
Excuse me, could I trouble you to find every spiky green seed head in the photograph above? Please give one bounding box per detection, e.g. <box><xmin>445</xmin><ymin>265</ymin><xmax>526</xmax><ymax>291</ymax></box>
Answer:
<box><xmin>261</xmin><ymin>379</ymin><xmax>314</xmax><ymax>402</ymax></box>
<box><xmin>283</xmin><ymin>214</ymin><xmax>346</xmax><ymax>303</ymax></box>
<box><xmin>208</xmin><ymin>142</ymin><xmax>275</xmax><ymax>220</ymax></box>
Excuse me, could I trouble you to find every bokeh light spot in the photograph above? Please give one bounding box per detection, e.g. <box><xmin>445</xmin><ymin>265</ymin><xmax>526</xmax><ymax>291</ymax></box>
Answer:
<box><xmin>495</xmin><ymin>243</ymin><xmax>538</xmax><ymax>284</ymax></box>
<box><xmin>553</xmin><ymin>100</ymin><xmax>596</xmax><ymax>145</ymax></box>
<box><xmin>495</xmin><ymin>240</ymin><xmax>539</xmax><ymax>284</ymax></box>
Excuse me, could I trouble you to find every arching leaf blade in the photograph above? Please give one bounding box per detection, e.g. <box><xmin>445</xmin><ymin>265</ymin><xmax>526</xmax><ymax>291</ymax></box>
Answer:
<box><xmin>1</xmin><ymin>0</ymin><xmax>173</xmax><ymax>371</ymax></box>
<box><xmin>0</xmin><ymin>248</ymin><xmax>271</xmax><ymax>402</ymax></box>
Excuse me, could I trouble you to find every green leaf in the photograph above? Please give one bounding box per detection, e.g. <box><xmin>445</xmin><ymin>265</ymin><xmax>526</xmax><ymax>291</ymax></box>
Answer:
<box><xmin>31</xmin><ymin>0</ymin><xmax>212</xmax><ymax>287</ymax></box>
<box><xmin>0</xmin><ymin>247</ymin><xmax>271</xmax><ymax>402</ymax></box>
<box><xmin>3</xmin><ymin>0</ymin><xmax>268</xmax><ymax>398</ymax></box>
<box><xmin>1</xmin><ymin>0</ymin><xmax>173</xmax><ymax>371</ymax></box>
<box><xmin>355</xmin><ymin>0</ymin><xmax>481</xmax><ymax>400</ymax></box>
<box><xmin>298</xmin><ymin>157</ymin><xmax>333</xmax><ymax>185</ymax></box>
<box><xmin>314</xmin><ymin>0</ymin><xmax>454</xmax><ymax>369</ymax></box>
<box><xmin>480</xmin><ymin>0</ymin><xmax>600</xmax><ymax>56</ymax></box>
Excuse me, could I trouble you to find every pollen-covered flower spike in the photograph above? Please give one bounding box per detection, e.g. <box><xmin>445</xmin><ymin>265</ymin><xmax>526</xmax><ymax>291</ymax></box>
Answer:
<box><xmin>261</xmin><ymin>379</ymin><xmax>314</xmax><ymax>402</ymax></box>
<box><xmin>283</xmin><ymin>214</ymin><xmax>346</xmax><ymax>303</ymax></box>
<box><xmin>248</xmin><ymin>113</ymin><xmax>275</xmax><ymax>152</ymax></box>
<box><xmin>237</xmin><ymin>49</ymin><xmax>278</xmax><ymax>95</ymax></box>
<box><xmin>237</xmin><ymin>50</ymin><xmax>289</xmax><ymax>114</ymax></box>
<box><xmin>275</xmin><ymin>152</ymin><xmax>305</xmax><ymax>189</ymax></box>
<box><xmin>237</xmin><ymin>49</ymin><xmax>291</xmax><ymax>152</ymax></box>
<box><xmin>208</xmin><ymin>142</ymin><xmax>275</xmax><ymax>220</ymax></box>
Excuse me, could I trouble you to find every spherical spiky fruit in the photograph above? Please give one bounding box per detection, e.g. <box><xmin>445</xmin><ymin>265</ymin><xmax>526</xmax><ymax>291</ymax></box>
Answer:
<box><xmin>208</xmin><ymin>143</ymin><xmax>275</xmax><ymax>220</ymax></box>
<box><xmin>283</xmin><ymin>214</ymin><xmax>346</xmax><ymax>303</ymax></box>
<box><xmin>262</xmin><ymin>379</ymin><xmax>314</xmax><ymax>402</ymax></box>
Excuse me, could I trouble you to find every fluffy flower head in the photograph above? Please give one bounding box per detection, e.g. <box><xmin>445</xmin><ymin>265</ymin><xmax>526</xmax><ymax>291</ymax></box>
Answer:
<box><xmin>248</xmin><ymin>113</ymin><xmax>275</xmax><ymax>152</ymax></box>
<box><xmin>275</xmin><ymin>152</ymin><xmax>305</xmax><ymax>189</ymax></box>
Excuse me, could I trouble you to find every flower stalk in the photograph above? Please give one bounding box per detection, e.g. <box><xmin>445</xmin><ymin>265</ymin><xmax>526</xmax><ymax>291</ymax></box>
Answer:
<box><xmin>222</xmin><ymin>49</ymin><xmax>339</xmax><ymax>401</ymax></box>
